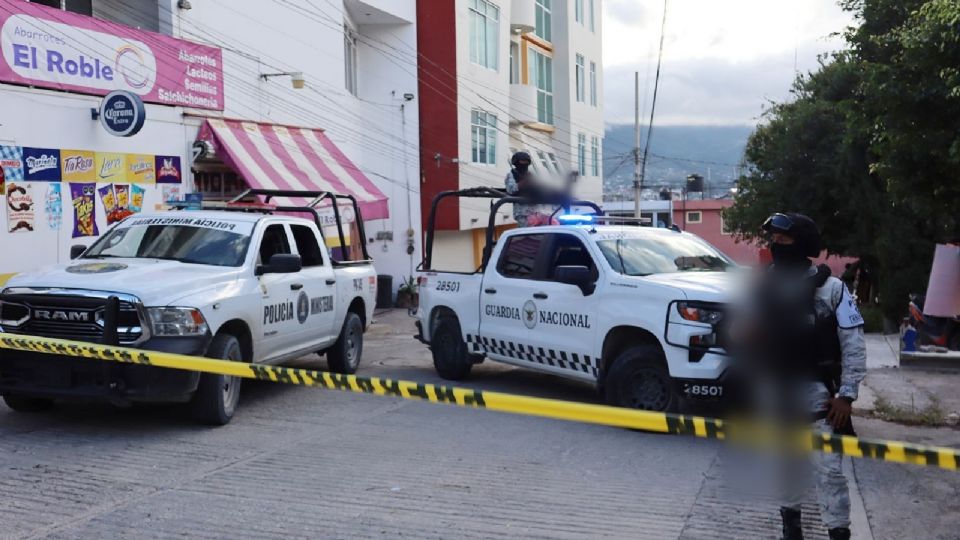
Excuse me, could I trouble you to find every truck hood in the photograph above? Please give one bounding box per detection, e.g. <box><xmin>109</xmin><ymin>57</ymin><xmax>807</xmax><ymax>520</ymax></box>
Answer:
<box><xmin>3</xmin><ymin>258</ymin><xmax>241</xmax><ymax>306</ymax></box>
<box><xmin>636</xmin><ymin>271</ymin><xmax>742</xmax><ymax>303</ymax></box>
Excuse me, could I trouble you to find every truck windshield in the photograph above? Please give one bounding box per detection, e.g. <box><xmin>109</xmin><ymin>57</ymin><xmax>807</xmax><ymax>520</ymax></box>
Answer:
<box><xmin>596</xmin><ymin>235</ymin><xmax>734</xmax><ymax>276</ymax></box>
<box><xmin>85</xmin><ymin>225</ymin><xmax>251</xmax><ymax>267</ymax></box>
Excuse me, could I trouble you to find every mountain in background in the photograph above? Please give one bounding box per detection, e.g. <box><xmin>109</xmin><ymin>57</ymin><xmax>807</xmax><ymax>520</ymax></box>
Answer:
<box><xmin>602</xmin><ymin>124</ymin><xmax>753</xmax><ymax>200</ymax></box>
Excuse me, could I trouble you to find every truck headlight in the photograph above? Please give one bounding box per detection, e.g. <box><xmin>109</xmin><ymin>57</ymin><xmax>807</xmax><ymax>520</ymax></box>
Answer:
<box><xmin>676</xmin><ymin>302</ymin><xmax>725</xmax><ymax>326</ymax></box>
<box><xmin>147</xmin><ymin>307</ymin><xmax>209</xmax><ymax>337</ymax></box>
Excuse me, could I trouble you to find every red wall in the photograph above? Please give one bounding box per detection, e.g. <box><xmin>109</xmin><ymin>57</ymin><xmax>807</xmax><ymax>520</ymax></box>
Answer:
<box><xmin>673</xmin><ymin>200</ymin><xmax>855</xmax><ymax>274</ymax></box>
<box><xmin>416</xmin><ymin>1</ymin><xmax>460</xmax><ymax>231</ymax></box>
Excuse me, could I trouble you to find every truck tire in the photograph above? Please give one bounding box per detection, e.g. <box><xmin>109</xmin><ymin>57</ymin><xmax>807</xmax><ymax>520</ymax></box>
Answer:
<box><xmin>604</xmin><ymin>345</ymin><xmax>678</xmax><ymax>413</ymax></box>
<box><xmin>431</xmin><ymin>318</ymin><xmax>472</xmax><ymax>381</ymax></box>
<box><xmin>327</xmin><ymin>312</ymin><xmax>364</xmax><ymax>374</ymax></box>
<box><xmin>192</xmin><ymin>333</ymin><xmax>243</xmax><ymax>426</ymax></box>
<box><xmin>2</xmin><ymin>394</ymin><xmax>54</xmax><ymax>413</ymax></box>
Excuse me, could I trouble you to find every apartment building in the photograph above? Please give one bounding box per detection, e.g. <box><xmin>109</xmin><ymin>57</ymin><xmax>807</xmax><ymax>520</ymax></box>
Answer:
<box><xmin>0</xmin><ymin>0</ymin><xmax>420</xmax><ymax>286</ymax></box>
<box><xmin>417</xmin><ymin>0</ymin><xmax>604</xmax><ymax>271</ymax></box>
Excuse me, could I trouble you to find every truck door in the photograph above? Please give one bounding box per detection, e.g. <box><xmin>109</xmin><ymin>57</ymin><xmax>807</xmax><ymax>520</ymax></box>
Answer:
<box><xmin>257</xmin><ymin>223</ymin><xmax>307</xmax><ymax>361</ymax></box>
<box><xmin>289</xmin><ymin>223</ymin><xmax>338</xmax><ymax>349</ymax></box>
<box><xmin>480</xmin><ymin>232</ymin><xmax>600</xmax><ymax>381</ymax></box>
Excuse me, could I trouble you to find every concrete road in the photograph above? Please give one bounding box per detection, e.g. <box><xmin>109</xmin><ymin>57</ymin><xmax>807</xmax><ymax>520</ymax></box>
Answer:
<box><xmin>0</xmin><ymin>310</ymin><xmax>941</xmax><ymax>539</ymax></box>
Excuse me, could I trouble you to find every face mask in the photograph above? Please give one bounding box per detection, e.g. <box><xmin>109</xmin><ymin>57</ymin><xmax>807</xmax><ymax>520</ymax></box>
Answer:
<box><xmin>515</xmin><ymin>162</ymin><xmax>529</xmax><ymax>174</ymax></box>
<box><xmin>770</xmin><ymin>242</ymin><xmax>810</xmax><ymax>269</ymax></box>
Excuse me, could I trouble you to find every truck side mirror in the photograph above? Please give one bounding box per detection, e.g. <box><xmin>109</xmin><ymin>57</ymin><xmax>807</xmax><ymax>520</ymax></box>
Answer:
<box><xmin>554</xmin><ymin>265</ymin><xmax>595</xmax><ymax>295</ymax></box>
<box><xmin>256</xmin><ymin>254</ymin><xmax>303</xmax><ymax>276</ymax></box>
<box><xmin>70</xmin><ymin>245</ymin><xmax>87</xmax><ymax>260</ymax></box>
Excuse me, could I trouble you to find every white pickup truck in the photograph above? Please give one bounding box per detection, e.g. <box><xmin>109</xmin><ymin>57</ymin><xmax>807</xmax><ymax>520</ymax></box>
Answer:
<box><xmin>415</xmin><ymin>189</ymin><xmax>738</xmax><ymax>412</ymax></box>
<box><xmin>0</xmin><ymin>191</ymin><xmax>376</xmax><ymax>424</ymax></box>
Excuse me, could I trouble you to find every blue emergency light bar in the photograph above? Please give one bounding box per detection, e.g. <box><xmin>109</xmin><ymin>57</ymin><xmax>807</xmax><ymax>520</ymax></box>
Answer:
<box><xmin>557</xmin><ymin>214</ymin><xmax>594</xmax><ymax>224</ymax></box>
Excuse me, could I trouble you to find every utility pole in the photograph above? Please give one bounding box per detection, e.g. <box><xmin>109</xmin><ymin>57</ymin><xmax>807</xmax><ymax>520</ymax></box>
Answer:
<box><xmin>633</xmin><ymin>71</ymin><xmax>641</xmax><ymax>218</ymax></box>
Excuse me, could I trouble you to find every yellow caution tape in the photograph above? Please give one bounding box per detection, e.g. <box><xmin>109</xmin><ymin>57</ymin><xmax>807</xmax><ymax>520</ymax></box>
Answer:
<box><xmin>0</xmin><ymin>332</ymin><xmax>957</xmax><ymax>471</ymax></box>
<box><xmin>0</xmin><ymin>273</ymin><xmax>16</xmax><ymax>287</ymax></box>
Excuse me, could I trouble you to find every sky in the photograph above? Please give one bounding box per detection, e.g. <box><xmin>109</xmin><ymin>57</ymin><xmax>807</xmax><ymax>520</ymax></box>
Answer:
<box><xmin>602</xmin><ymin>0</ymin><xmax>856</xmax><ymax>126</ymax></box>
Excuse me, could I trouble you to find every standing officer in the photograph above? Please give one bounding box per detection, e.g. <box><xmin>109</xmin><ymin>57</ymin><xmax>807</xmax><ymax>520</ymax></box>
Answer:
<box><xmin>505</xmin><ymin>151</ymin><xmax>558</xmax><ymax>227</ymax></box>
<box><xmin>761</xmin><ymin>213</ymin><xmax>867</xmax><ymax>540</ymax></box>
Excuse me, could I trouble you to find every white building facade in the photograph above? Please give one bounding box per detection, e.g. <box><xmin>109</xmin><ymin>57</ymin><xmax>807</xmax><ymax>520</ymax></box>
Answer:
<box><xmin>0</xmin><ymin>0</ymin><xmax>420</xmax><ymax>293</ymax></box>
<box><xmin>418</xmin><ymin>0</ymin><xmax>604</xmax><ymax>271</ymax></box>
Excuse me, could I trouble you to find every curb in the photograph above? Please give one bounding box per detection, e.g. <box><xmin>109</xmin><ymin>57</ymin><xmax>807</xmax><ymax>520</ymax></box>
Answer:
<box><xmin>846</xmin><ymin>457</ymin><xmax>874</xmax><ymax>540</ymax></box>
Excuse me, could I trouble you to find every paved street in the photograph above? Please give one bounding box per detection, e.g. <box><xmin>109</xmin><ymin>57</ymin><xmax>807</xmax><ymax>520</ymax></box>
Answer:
<box><xmin>1</xmin><ymin>310</ymin><xmax>956</xmax><ymax>539</ymax></box>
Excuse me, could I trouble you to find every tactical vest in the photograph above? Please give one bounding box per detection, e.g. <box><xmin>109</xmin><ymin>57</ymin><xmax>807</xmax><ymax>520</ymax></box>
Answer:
<box><xmin>801</xmin><ymin>266</ymin><xmax>843</xmax><ymax>392</ymax></box>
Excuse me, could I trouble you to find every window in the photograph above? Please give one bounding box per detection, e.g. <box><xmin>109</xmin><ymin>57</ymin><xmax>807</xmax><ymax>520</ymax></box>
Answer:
<box><xmin>86</xmin><ymin>224</ymin><xmax>251</xmax><ymax>267</ymax></box>
<box><xmin>535</xmin><ymin>150</ymin><xmax>551</xmax><ymax>173</ymax></box>
<box><xmin>686</xmin><ymin>211</ymin><xmax>703</xmax><ymax>224</ymax></box>
<box><xmin>471</xmin><ymin>110</ymin><xmax>498</xmax><ymax>165</ymax></box>
<box><xmin>589</xmin><ymin>61</ymin><xmax>598</xmax><ymax>106</ymax></box>
<box><xmin>574</xmin><ymin>0</ymin><xmax>584</xmax><ymax>24</ymax></box>
<box><xmin>547</xmin><ymin>152</ymin><xmax>562</xmax><ymax>173</ymax></box>
<box><xmin>469</xmin><ymin>0</ymin><xmax>499</xmax><ymax>70</ymax></box>
<box><xmin>589</xmin><ymin>0</ymin><xmax>595</xmax><ymax>32</ymax></box>
<box><xmin>575</xmin><ymin>54</ymin><xmax>585</xmax><ymax>103</ymax></box>
<box><xmin>291</xmin><ymin>225</ymin><xmax>326</xmax><ymax>267</ymax></box>
<box><xmin>597</xmin><ymin>235</ymin><xmax>734</xmax><ymax>276</ymax></box>
<box><xmin>509</xmin><ymin>42</ymin><xmax>519</xmax><ymax>84</ymax></box>
<box><xmin>497</xmin><ymin>234</ymin><xmax>545</xmax><ymax>279</ymax></box>
<box><xmin>577</xmin><ymin>134</ymin><xmax>587</xmax><ymax>176</ymax></box>
<box><xmin>587</xmin><ymin>137</ymin><xmax>598</xmax><ymax>177</ymax></box>
<box><xmin>721</xmin><ymin>214</ymin><xmax>732</xmax><ymax>235</ymax></box>
<box><xmin>344</xmin><ymin>26</ymin><xmax>358</xmax><ymax>96</ymax></box>
<box><xmin>529</xmin><ymin>50</ymin><xmax>554</xmax><ymax>124</ymax></box>
<box><xmin>30</xmin><ymin>0</ymin><xmax>91</xmax><ymax>15</ymax></box>
<box><xmin>259</xmin><ymin>224</ymin><xmax>291</xmax><ymax>265</ymax></box>
<box><xmin>534</xmin><ymin>0</ymin><xmax>551</xmax><ymax>42</ymax></box>
<box><xmin>544</xmin><ymin>234</ymin><xmax>597</xmax><ymax>284</ymax></box>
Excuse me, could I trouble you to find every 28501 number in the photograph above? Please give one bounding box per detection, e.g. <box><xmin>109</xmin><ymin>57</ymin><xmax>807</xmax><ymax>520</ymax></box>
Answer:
<box><xmin>436</xmin><ymin>280</ymin><xmax>460</xmax><ymax>292</ymax></box>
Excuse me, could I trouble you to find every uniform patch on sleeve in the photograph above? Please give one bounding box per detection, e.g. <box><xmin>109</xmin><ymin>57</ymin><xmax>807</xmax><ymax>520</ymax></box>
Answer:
<box><xmin>836</xmin><ymin>288</ymin><xmax>865</xmax><ymax>328</ymax></box>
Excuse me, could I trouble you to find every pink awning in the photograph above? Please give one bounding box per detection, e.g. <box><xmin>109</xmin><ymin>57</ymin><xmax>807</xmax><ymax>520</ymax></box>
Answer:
<box><xmin>197</xmin><ymin>118</ymin><xmax>389</xmax><ymax>220</ymax></box>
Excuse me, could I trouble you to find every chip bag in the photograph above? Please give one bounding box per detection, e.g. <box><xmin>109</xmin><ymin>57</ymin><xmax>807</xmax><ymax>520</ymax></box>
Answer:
<box><xmin>130</xmin><ymin>184</ymin><xmax>145</xmax><ymax>213</ymax></box>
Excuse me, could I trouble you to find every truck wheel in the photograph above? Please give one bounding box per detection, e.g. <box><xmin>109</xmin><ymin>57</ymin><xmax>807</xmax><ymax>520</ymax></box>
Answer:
<box><xmin>2</xmin><ymin>394</ymin><xmax>54</xmax><ymax>413</ymax></box>
<box><xmin>604</xmin><ymin>345</ymin><xmax>678</xmax><ymax>413</ymax></box>
<box><xmin>328</xmin><ymin>312</ymin><xmax>364</xmax><ymax>374</ymax></box>
<box><xmin>192</xmin><ymin>333</ymin><xmax>243</xmax><ymax>426</ymax></box>
<box><xmin>432</xmin><ymin>319</ymin><xmax>472</xmax><ymax>380</ymax></box>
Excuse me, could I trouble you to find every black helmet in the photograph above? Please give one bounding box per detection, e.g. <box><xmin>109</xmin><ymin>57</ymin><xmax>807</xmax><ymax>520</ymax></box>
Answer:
<box><xmin>511</xmin><ymin>151</ymin><xmax>532</xmax><ymax>168</ymax></box>
<box><xmin>762</xmin><ymin>212</ymin><xmax>821</xmax><ymax>258</ymax></box>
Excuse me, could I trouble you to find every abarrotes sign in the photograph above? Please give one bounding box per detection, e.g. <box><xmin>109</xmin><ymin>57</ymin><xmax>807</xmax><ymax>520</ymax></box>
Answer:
<box><xmin>98</xmin><ymin>90</ymin><xmax>145</xmax><ymax>137</ymax></box>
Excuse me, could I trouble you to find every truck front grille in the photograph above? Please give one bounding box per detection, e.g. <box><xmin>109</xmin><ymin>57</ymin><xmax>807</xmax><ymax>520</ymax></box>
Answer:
<box><xmin>0</xmin><ymin>293</ymin><xmax>145</xmax><ymax>344</ymax></box>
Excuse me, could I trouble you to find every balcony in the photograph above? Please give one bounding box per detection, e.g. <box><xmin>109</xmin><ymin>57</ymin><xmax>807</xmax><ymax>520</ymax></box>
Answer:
<box><xmin>511</xmin><ymin>0</ymin><xmax>535</xmax><ymax>34</ymax></box>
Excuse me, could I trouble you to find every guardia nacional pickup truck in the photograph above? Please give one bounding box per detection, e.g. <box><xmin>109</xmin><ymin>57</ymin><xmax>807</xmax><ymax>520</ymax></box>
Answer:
<box><xmin>0</xmin><ymin>190</ymin><xmax>376</xmax><ymax>424</ymax></box>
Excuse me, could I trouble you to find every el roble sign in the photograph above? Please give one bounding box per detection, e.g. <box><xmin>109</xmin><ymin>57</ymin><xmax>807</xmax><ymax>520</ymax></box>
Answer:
<box><xmin>99</xmin><ymin>90</ymin><xmax>145</xmax><ymax>137</ymax></box>
<box><xmin>0</xmin><ymin>2</ymin><xmax>223</xmax><ymax>110</ymax></box>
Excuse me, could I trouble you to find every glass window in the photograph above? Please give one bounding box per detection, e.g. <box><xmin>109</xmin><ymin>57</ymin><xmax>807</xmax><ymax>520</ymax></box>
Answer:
<box><xmin>575</xmin><ymin>54</ymin><xmax>585</xmax><ymax>102</ymax></box>
<box><xmin>471</xmin><ymin>110</ymin><xmax>498</xmax><ymax>165</ymax></box>
<box><xmin>575</xmin><ymin>0</ymin><xmax>583</xmax><ymax>24</ymax></box>
<box><xmin>291</xmin><ymin>225</ymin><xmax>326</xmax><ymax>267</ymax></box>
<box><xmin>86</xmin><ymin>224</ymin><xmax>251</xmax><ymax>267</ymax></box>
<box><xmin>509</xmin><ymin>42</ymin><xmax>519</xmax><ymax>84</ymax></box>
<box><xmin>469</xmin><ymin>0</ymin><xmax>500</xmax><ymax>70</ymax></box>
<box><xmin>535</xmin><ymin>0</ymin><xmax>551</xmax><ymax>42</ymax></box>
<box><xmin>577</xmin><ymin>134</ymin><xmax>587</xmax><ymax>176</ymax></box>
<box><xmin>543</xmin><ymin>234</ymin><xmax>597</xmax><ymax>283</ymax></box>
<box><xmin>590</xmin><ymin>61</ymin><xmax>598</xmax><ymax>106</ymax></box>
<box><xmin>548</xmin><ymin>152</ymin><xmax>562</xmax><ymax>173</ymax></box>
<box><xmin>30</xmin><ymin>0</ymin><xmax>92</xmax><ymax>15</ymax></box>
<box><xmin>589</xmin><ymin>0</ymin><xmax>595</xmax><ymax>32</ymax></box>
<box><xmin>591</xmin><ymin>136</ymin><xmax>600</xmax><ymax>177</ymax></box>
<box><xmin>535</xmin><ymin>150</ymin><xmax>551</xmax><ymax>173</ymax></box>
<box><xmin>529</xmin><ymin>50</ymin><xmax>554</xmax><ymax>124</ymax></box>
<box><xmin>344</xmin><ymin>26</ymin><xmax>358</xmax><ymax>96</ymax></box>
<box><xmin>258</xmin><ymin>224</ymin><xmax>291</xmax><ymax>265</ymax></box>
<box><xmin>596</xmin><ymin>234</ymin><xmax>734</xmax><ymax>276</ymax></box>
<box><xmin>497</xmin><ymin>234</ymin><xmax>544</xmax><ymax>279</ymax></box>
<box><xmin>686</xmin><ymin>211</ymin><xmax>703</xmax><ymax>224</ymax></box>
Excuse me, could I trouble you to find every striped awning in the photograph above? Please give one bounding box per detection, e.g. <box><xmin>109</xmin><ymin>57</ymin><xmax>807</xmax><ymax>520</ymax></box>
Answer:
<box><xmin>197</xmin><ymin>118</ymin><xmax>389</xmax><ymax>220</ymax></box>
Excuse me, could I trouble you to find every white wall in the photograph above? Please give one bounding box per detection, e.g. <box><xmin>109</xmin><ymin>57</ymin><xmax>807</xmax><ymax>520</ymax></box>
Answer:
<box><xmin>176</xmin><ymin>0</ymin><xmax>421</xmax><ymax>284</ymax></box>
<box><xmin>431</xmin><ymin>230</ymin><xmax>477</xmax><ymax>273</ymax></box>
<box><xmin>0</xmin><ymin>86</ymin><xmax>192</xmax><ymax>274</ymax></box>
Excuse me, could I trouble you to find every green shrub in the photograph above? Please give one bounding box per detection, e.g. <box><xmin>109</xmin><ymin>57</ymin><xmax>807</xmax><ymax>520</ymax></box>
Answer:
<box><xmin>859</xmin><ymin>303</ymin><xmax>885</xmax><ymax>333</ymax></box>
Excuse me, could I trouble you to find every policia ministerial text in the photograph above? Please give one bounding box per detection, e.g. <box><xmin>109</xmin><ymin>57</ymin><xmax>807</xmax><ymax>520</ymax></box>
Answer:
<box><xmin>0</xmin><ymin>333</ymin><xmax>957</xmax><ymax>472</ymax></box>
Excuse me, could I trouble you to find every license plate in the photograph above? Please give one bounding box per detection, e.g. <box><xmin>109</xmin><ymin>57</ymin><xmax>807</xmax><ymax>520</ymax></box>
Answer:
<box><xmin>681</xmin><ymin>382</ymin><xmax>724</xmax><ymax>398</ymax></box>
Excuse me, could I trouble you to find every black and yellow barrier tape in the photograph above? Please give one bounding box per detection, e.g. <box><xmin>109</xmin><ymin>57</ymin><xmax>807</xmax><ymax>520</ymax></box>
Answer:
<box><xmin>1</xmin><ymin>332</ymin><xmax>958</xmax><ymax>471</ymax></box>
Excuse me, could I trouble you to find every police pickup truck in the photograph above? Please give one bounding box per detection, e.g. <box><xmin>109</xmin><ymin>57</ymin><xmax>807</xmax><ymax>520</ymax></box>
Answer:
<box><xmin>414</xmin><ymin>188</ymin><xmax>737</xmax><ymax>412</ymax></box>
<box><xmin>0</xmin><ymin>190</ymin><xmax>376</xmax><ymax>424</ymax></box>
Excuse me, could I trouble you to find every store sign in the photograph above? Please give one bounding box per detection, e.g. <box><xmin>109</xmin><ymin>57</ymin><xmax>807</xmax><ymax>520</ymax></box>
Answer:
<box><xmin>156</xmin><ymin>155</ymin><xmax>182</xmax><ymax>184</ymax></box>
<box><xmin>22</xmin><ymin>147</ymin><xmax>60</xmax><ymax>181</ymax></box>
<box><xmin>0</xmin><ymin>3</ymin><xmax>223</xmax><ymax>110</ymax></box>
<box><xmin>98</xmin><ymin>90</ymin><xmax>145</xmax><ymax>137</ymax></box>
